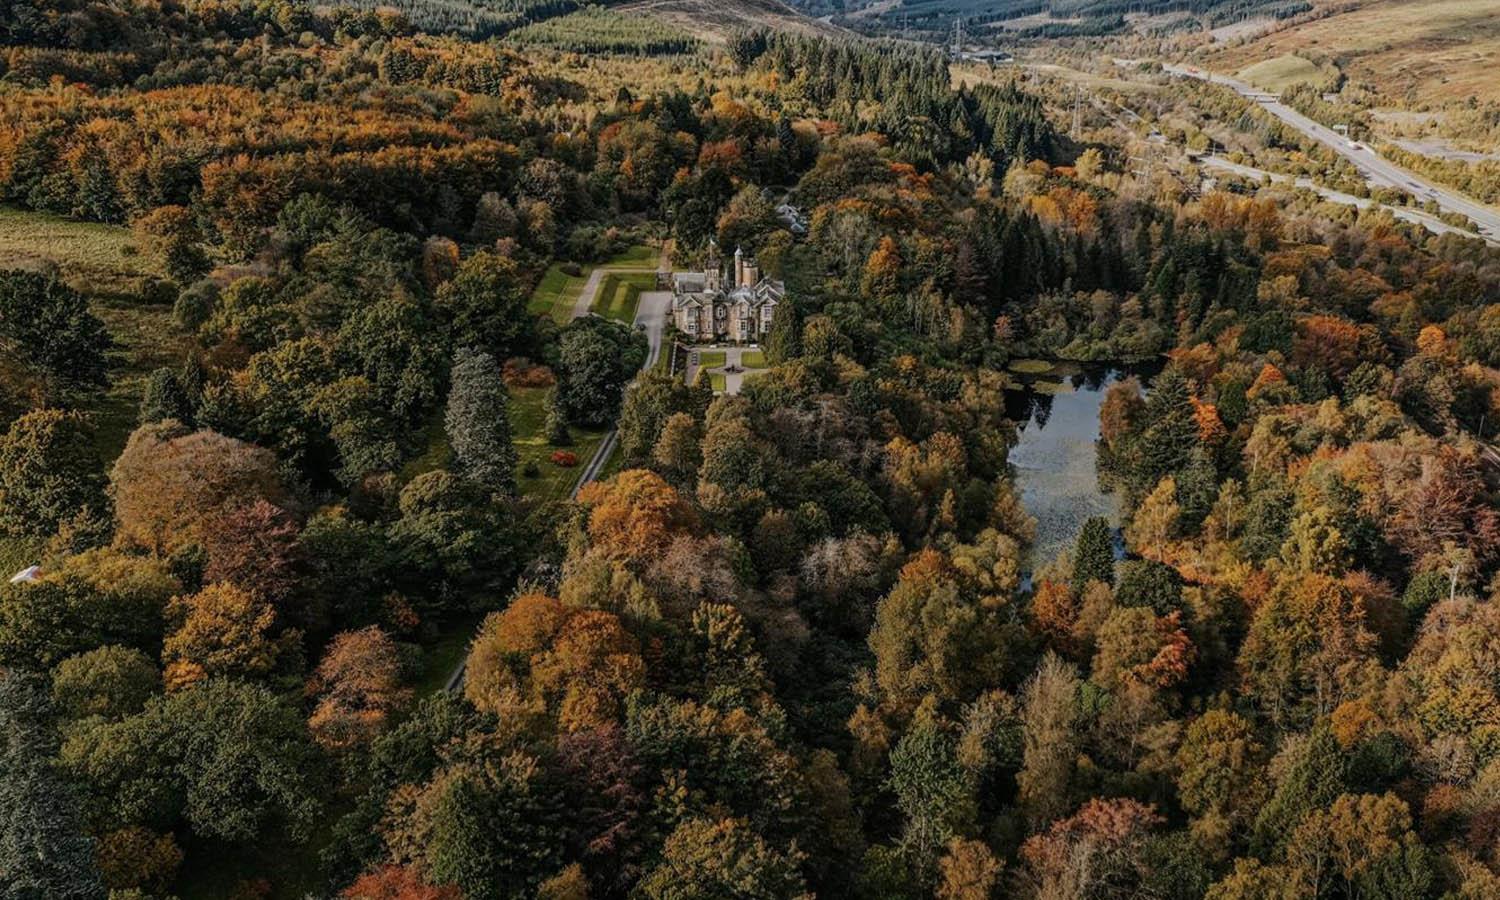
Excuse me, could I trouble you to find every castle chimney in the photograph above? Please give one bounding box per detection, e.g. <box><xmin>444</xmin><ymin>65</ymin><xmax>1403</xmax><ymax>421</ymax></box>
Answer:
<box><xmin>744</xmin><ymin>260</ymin><xmax>759</xmax><ymax>286</ymax></box>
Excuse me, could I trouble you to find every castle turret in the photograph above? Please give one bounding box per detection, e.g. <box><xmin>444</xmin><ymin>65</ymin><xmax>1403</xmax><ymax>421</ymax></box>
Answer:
<box><xmin>734</xmin><ymin>245</ymin><xmax>745</xmax><ymax>288</ymax></box>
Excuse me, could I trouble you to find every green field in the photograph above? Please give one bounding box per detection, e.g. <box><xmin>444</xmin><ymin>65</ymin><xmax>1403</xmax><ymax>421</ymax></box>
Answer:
<box><xmin>741</xmin><ymin>350</ymin><xmax>767</xmax><ymax>368</ymax></box>
<box><xmin>592</xmin><ymin>272</ymin><xmax>656</xmax><ymax>324</ymax></box>
<box><xmin>697</xmin><ymin>350</ymin><xmax>727</xmax><ymax>368</ymax></box>
<box><xmin>710</xmin><ymin>373</ymin><xmax>726</xmax><ymax>392</ymax></box>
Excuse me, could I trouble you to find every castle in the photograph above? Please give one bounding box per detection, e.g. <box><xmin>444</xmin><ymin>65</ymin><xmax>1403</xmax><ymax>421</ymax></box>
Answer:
<box><xmin>671</xmin><ymin>242</ymin><xmax>783</xmax><ymax>343</ymax></box>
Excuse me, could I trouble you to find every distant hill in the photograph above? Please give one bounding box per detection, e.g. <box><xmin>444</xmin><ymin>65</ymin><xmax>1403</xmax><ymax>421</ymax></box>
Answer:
<box><xmin>324</xmin><ymin>0</ymin><xmax>840</xmax><ymax>39</ymax></box>
<box><xmin>795</xmin><ymin>0</ymin><xmax>1313</xmax><ymax>41</ymax></box>
<box><xmin>612</xmin><ymin>0</ymin><xmax>848</xmax><ymax>41</ymax></box>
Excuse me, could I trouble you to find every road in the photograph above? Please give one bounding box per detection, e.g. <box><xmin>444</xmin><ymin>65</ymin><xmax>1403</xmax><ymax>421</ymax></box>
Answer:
<box><xmin>443</xmin><ymin>250</ymin><xmax>672</xmax><ymax>694</ymax></box>
<box><xmin>1158</xmin><ymin>62</ymin><xmax>1500</xmax><ymax>244</ymax></box>
<box><xmin>1199</xmin><ymin>155</ymin><xmax>1496</xmax><ymax>245</ymax></box>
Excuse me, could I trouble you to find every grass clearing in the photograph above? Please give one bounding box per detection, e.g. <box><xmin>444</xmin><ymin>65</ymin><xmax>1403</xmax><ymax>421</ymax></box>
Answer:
<box><xmin>528</xmin><ymin>245</ymin><xmax>657</xmax><ymax>326</ymax></box>
<box><xmin>0</xmin><ymin>206</ymin><xmax>157</xmax><ymax>296</ymax></box>
<box><xmin>697</xmin><ymin>350</ymin><xmax>727</xmax><ymax>368</ymax></box>
<box><xmin>710</xmin><ymin>372</ymin><xmax>726</xmax><ymax>392</ymax></box>
<box><xmin>1237</xmin><ymin>54</ymin><xmax>1333</xmax><ymax>93</ymax></box>
<box><xmin>740</xmin><ymin>350</ymin><xmax>767</xmax><ymax>368</ymax></box>
<box><xmin>511</xmin><ymin>385</ymin><xmax>606</xmax><ymax>502</ymax></box>
<box><xmin>604</xmin><ymin>244</ymin><xmax>660</xmax><ymax>269</ymax></box>
<box><xmin>414</xmin><ymin>615</ymin><xmax>481</xmax><ymax>694</ymax></box>
<box><xmin>1206</xmin><ymin>0</ymin><xmax>1500</xmax><ymax>105</ymax></box>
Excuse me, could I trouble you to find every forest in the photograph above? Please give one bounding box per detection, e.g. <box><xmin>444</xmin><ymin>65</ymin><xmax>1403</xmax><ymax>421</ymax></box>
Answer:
<box><xmin>5</xmin><ymin>1</ymin><xmax>1500</xmax><ymax>899</ymax></box>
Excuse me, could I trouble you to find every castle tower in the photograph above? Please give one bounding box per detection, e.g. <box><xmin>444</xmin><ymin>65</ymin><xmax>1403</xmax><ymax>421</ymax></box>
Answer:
<box><xmin>734</xmin><ymin>245</ymin><xmax>745</xmax><ymax>288</ymax></box>
<box><xmin>705</xmin><ymin>238</ymin><xmax>721</xmax><ymax>291</ymax></box>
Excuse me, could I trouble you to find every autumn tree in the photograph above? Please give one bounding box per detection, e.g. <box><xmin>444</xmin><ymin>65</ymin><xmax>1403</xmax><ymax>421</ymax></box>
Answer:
<box><xmin>1017</xmin><ymin>653</ymin><xmax>1081</xmax><ymax>830</ymax></box>
<box><xmin>464</xmin><ymin>592</ymin><xmax>644</xmax><ymax>733</ymax></box>
<box><xmin>307</xmin><ymin>626</ymin><xmax>411</xmax><ymax>752</ymax></box>
<box><xmin>1238</xmin><ymin>572</ymin><xmax>1379</xmax><ymax>725</ymax></box>
<box><xmin>200</xmin><ymin>499</ymin><xmax>302</xmax><ymax>609</ymax></box>
<box><xmin>1019</xmin><ymin>798</ymin><xmax>1162</xmax><ymax>897</ymax></box>
<box><xmin>343</xmin><ymin>866</ymin><xmax>461</xmax><ymax>900</ymax></box>
<box><xmin>636</xmin><ymin>818</ymin><xmax>809</xmax><ymax>900</ymax></box>
<box><xmin>161</xmin><ymin>582</ymin><xmax>300</xmax><ymax>691</ymax></box>
<box><xmin>1175</xmin><ymin>709</ymin><xmax>1266</xmax><ymax>844</ymax></box>
<box><xmin>577</xmin><ymin>469</ymin><xmax>700</xmax><ymax>563</ymax></box>
<box><xmin>110</xmin><ymin>421</ymin><xmax>289</xmax><ymax>554</ymax></box>
<box><xmin>869</xmin><ymin>546</ymin><xmax>1027</xmax><ymax>714</ymax></box>
<box><xmin>132</xmin><ymin>205</ymin><xmax>209</xmax><ymax>284</ymax></box>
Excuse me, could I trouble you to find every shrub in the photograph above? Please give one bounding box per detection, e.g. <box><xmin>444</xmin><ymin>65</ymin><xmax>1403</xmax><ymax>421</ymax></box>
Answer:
<box><xmin>550</xmin><ymin>451</ymin><xmax>578</xmax><ymax>467</ymax></box>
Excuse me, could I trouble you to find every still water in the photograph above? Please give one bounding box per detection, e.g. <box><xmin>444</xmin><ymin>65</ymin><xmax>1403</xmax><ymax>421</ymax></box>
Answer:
<box><xmin>1003</xmin><ymin>364</ymin><xmax>1150</xmax><ymax>568</ymax></box>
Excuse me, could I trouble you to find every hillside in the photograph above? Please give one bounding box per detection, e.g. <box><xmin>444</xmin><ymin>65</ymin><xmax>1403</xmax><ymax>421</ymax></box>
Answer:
<box><xmin>1202</xmin><ymin>0</ymin><xmax>1500</xmax><ymax>106</ymax></box>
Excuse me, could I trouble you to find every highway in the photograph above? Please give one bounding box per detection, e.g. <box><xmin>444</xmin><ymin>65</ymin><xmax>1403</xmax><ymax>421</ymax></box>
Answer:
<box><xmin>1159</xmin><ymin>62</ymin><xmax>1500</xmax><ymax>244</ymax></box>
<box><xmin>1199</xmin><ymin>155</ymin><xmax>1497</xmax><ymax>246</ymax></box>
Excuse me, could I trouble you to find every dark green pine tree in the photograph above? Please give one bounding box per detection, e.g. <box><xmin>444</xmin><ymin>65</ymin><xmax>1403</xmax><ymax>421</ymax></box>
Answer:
<box><xmin>139</xmin><ymin>366</ymin><xmax>194</xmax><ymax>425</ymax></box>
<box><xmin>765</xmin><ymin>297</ymin><xmax>800</xmax><ymax>365</ymax></box>
<box><xmin>777</xmin><ymin>114</ymin><xmax>796</xmax><ymax>156</ymax></box>
<box><xmin>543</xmin><ymin>385</ymin><xmax>571</xmax><ymax>447</ymax></box>
<box><xmin>1131</xmin><ymin>367</ymin><xmax>1198</xmax><ymax>495</ymax></box>
<box><xmin>1250</xmin><ymin>724</ymin><xmax>1346</xmax><ymax>857</ymax></box>
<box><xmin>445</xmin><ymin>348</ymin><xmax>518</xmax><ymax>496</ymax></box>
<box><xmin>0</xmin><ymin>672</ymin><xmax>105</xmax><ymax>900</ymax></box>
<box><xmin>1175</xmin><ymin>447</ymin><xmax>1219</xmax><ymax>533</ymax></box>
<box><xmin>1072</xmin><ymin>516</ymin><xmax>1115</xmax><ymax>596</ymax></box>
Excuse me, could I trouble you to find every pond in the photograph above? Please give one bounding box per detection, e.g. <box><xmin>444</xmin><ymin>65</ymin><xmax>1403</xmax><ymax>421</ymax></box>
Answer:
<box><xmin>1003</xmin><ymin>361</ymin><xmax>1157</xmax><ymax>569</ymax></box>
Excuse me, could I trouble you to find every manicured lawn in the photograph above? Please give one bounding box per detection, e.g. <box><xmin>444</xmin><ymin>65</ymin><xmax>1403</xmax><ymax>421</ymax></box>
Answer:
<box><xmin>528</xmin><ymin>245</ymin><xmax>657</xmax><ymax>326</ymax></box>
<box><xmin>697</xmin><ymin>350</ymin><xmax>727</xmax><ymax>368</ymax></box>
<box><xmin>741</xmin><ymin>350</ymin><xmax>767</xmax><ymax>368</ymax></box>
<box><xmin>528</xmin><ymin>264</ymin><xmax>590</xmax><ymax>325</ymax></box>
<box><xmin>710</xmin><ymin>373</ymin><xmax>726</xmax><ymax>392</ymax></box>
<box><xmin>414</xmin><ymin>614</ymin><xmax>482</xmax><ymax>694</ymax></box>
<box><xmin>591</xmin><ymin>272</ymin><xmax>656</xmax><ymax>324</ymax></box>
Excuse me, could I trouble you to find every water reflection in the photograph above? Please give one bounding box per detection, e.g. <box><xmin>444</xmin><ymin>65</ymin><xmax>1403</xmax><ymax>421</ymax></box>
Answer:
<box><xmin>1004</xmin><ymin>363</ymin><xmax>1154</xmax><ymax>568</ymax></box>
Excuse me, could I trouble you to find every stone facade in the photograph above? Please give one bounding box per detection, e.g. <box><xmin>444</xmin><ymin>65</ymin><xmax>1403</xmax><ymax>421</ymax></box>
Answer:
<box><xmin>671</xmin><ymin>243</ymin><xmax>783</xmax><ymax>343</ymax></box>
